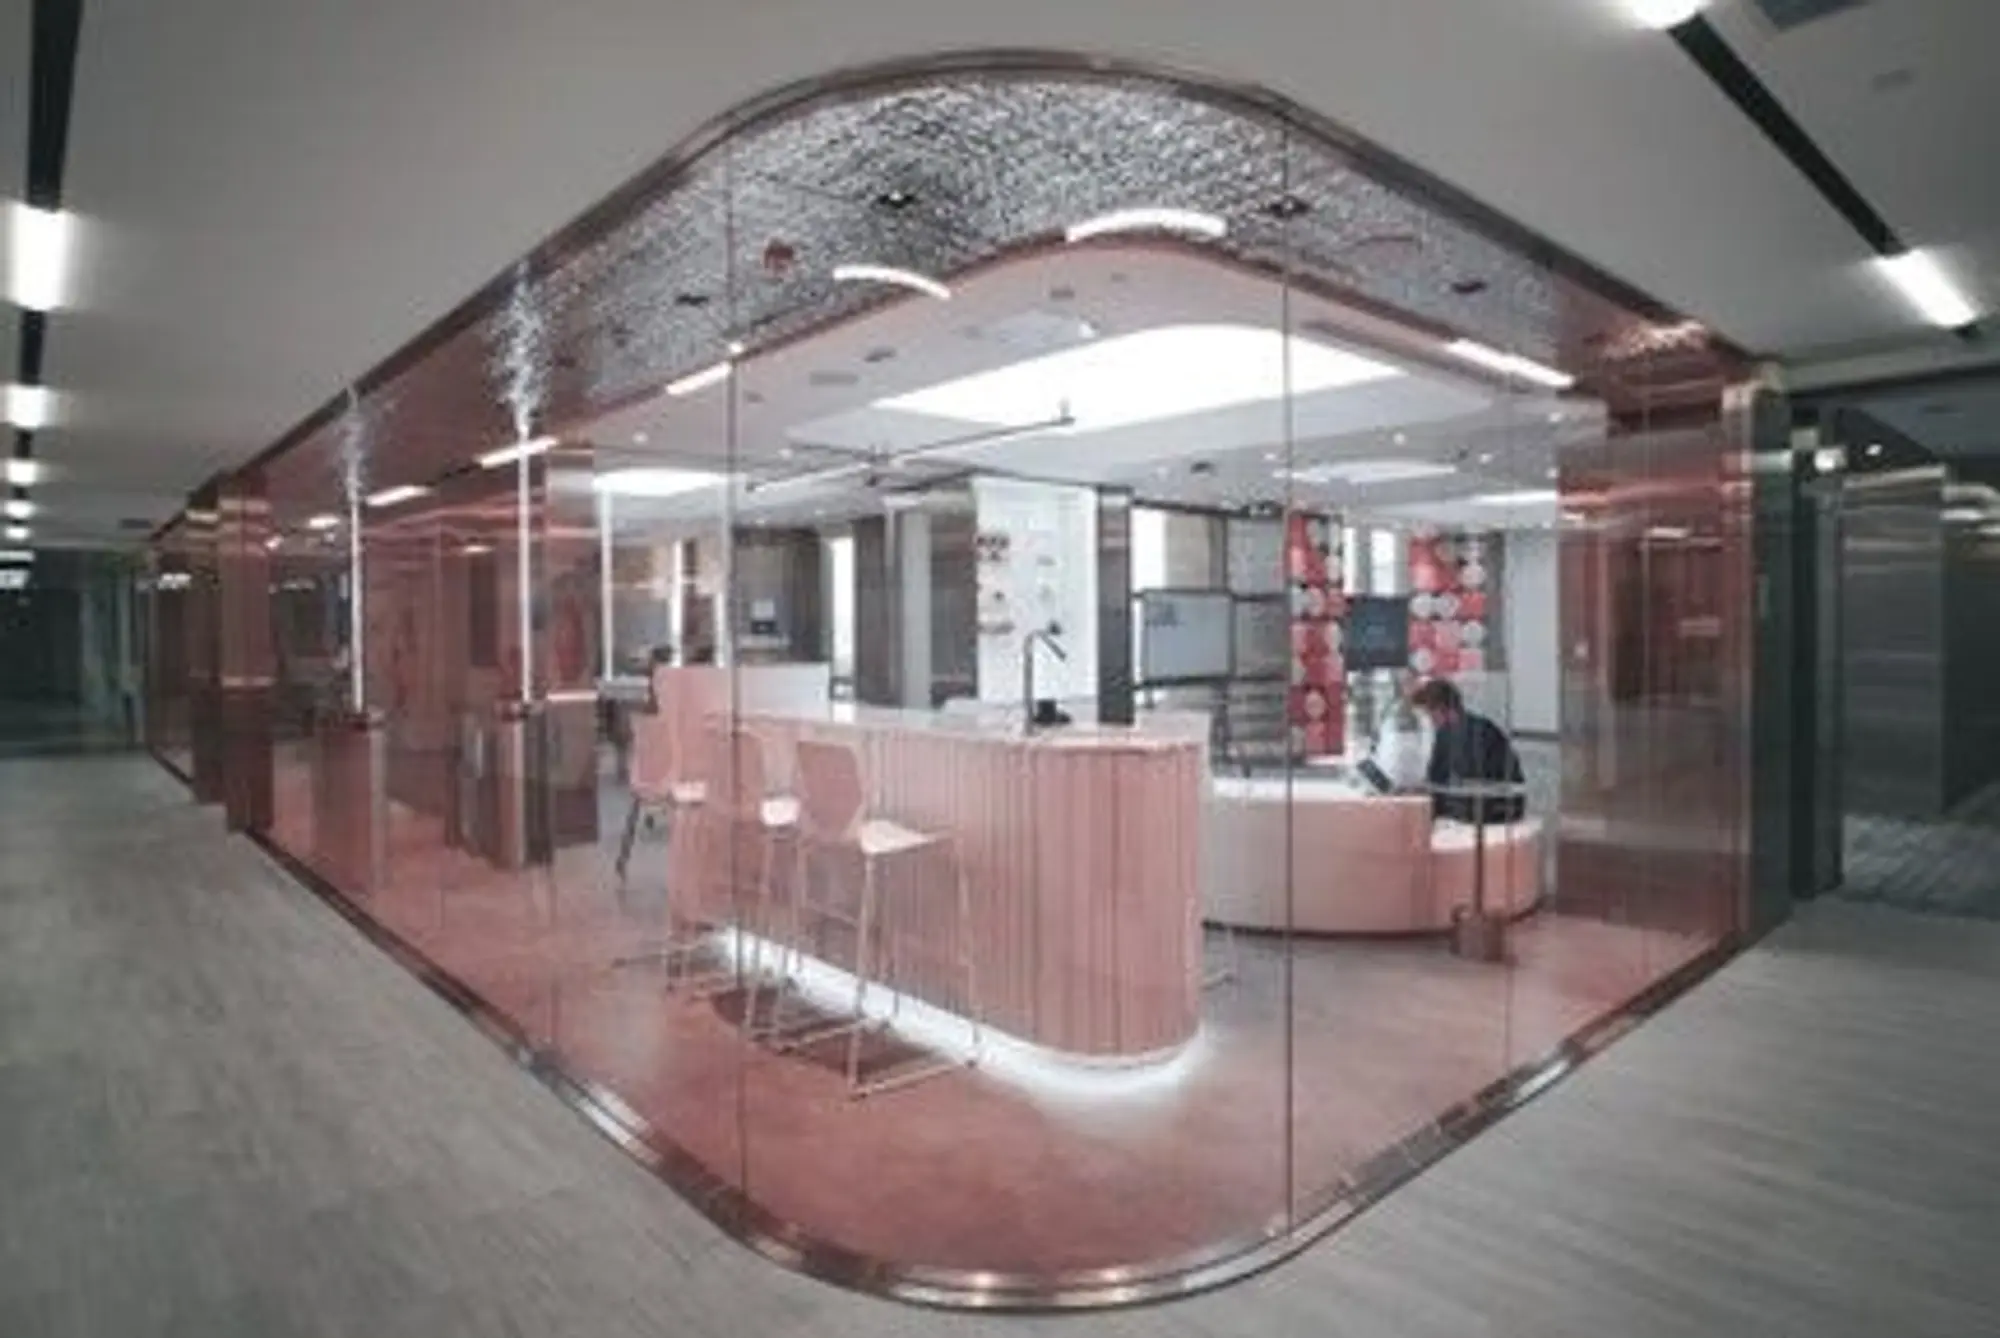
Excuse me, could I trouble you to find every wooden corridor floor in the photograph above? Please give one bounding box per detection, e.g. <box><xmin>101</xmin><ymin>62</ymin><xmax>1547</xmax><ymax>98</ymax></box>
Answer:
<box><xmin>2</xmin><ymin>753</ymin><xmax>1997</xmax><ymax>1337</ymax></box>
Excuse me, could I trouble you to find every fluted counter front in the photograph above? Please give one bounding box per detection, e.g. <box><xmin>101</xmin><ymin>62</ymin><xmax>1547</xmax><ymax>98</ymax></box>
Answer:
<box><xmin>747</xmin><ymin>706</ymin><xmax>1206</xmax><ymax>1062</ymax></box>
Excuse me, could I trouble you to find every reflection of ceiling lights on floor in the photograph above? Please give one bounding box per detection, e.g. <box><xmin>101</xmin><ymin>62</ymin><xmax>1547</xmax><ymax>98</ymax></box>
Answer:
<box><xmin>875</xmin><ymin>324</ymin><xmax>1400</xmax><ymax>434</ymax></box>
<box><xmin>1281</xmin><ymin>459</ymin><xmax>1457</xmax><ymax>486</ymax></box>
<box><xmin>593</xmin><ymin>466</ymin><xmax>730</xmax><ymax>498</ymax></box>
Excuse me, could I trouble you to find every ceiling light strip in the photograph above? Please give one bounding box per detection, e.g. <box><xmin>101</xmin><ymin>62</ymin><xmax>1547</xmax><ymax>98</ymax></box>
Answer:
<box><xmin>1444</xmin><ymin>340</ymin><xmax>1574</xmax><ymax>390</ymax></box>
<box><xmin>747</xmin><ymin>414</ymin><xmax>1075</xmax><ymax>496</ymax></box>
<box><xmin>364</xmin><ymin>484</ymin><xmax>431</xmax><ymax>509</ymax></box>
<box><xmin>1877</xmin><ymin>251</ymin><xmax>1980</xmax><ymax>330</ymax></box>
<box><xmin>831</xmin><ymin>263</ymin><xmax>952</xmax><ymax>301</ymax></box>
<box><xmin>1064</xmin><ymin>207</ymin><xmax>1228</xmax><ymax>244</ymax></box>
<box><xmin>477</xmin><ymin>436</ymin><xmax>558</xmax><ymax>469</ymax></box>
<box><xmin>664</xmin><ymin>360</ymin><xmax>733</xmax><ymax>398</ymax></box>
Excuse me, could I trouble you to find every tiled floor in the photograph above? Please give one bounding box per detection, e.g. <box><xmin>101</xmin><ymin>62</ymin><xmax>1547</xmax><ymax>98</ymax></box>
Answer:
<box><xmin>263</xmin><ymin>748</ymin><xmax>1713</xmax><ymax>1276</ymax></box>
<box><xmin>1841</xmin><ymin>781</ymin><xmax>2000</xmax><ymax>920</ymax></box>
<box><xmin>6</xmin><ymin>753</ymin><xmax>1997</xmax><ymax>1336</ymax></box>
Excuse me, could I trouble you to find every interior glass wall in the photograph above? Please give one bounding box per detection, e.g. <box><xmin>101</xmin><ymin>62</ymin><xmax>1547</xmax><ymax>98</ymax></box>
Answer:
<box><xmin>142</xmin><ymin>61</ymin><xmax>1753</xmax><ymax>1305</ymax></box>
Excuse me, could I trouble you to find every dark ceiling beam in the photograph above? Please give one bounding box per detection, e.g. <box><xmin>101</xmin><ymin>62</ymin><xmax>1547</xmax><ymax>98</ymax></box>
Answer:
<box><xmin>1667</xmin><ymin>14</ymin><xmax>1978</xmax><ymax>343</ymax></box>
<box><xmin>11</xmin><ymin>0</ymin><xmax>85</xmax><ymax>487</ymax></box>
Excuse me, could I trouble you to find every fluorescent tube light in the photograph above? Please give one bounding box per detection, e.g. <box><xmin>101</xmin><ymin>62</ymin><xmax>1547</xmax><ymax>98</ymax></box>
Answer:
<box><xmin>1065</xmin><ymin>208</ymin><xmax>1228</xmax><ymax>244</ymax></box>
<box><xmin>831</xmin><ymin>263</ymin><xmax>952</xmax><ymax>301</ymax></box>
<box><xmin>1470</xmin><ymin>489</ymin><xmax>1560</xmax><ymax>507</ymax></box>
<box><xmin>877</xmin><ymin>324</ymin><xmax>1400</xmax><ymax>433</ymax></box>
<box><xmin>3</xmin><ymin>383</ymin><xmax>54</xmax><ymax>430</ymax></box>
<box><xmin>664</xmin><ymin>361</ymin><xmax>733</xmax><ymax>398</ymax></box>
<box><xmin>0</xmin><ymin>548</ymin><xmax>32</xmax><ymax>563</ymax></box>
<box><xmin>1645</xmin><ymin>525</ymin><xmax>1691</xmax><ymax>541</ymax></box>
<box><xmin>477</xmin><ymin>436</ymin><xmax>556</xmax><ymax>469</ymax></box>
<box><xmin>1877</xmin><ymin>250</ymin><xmax>1980</xmax><ymax>329</ymax></box>
<box><xmin>5</xmin><ymin>203</ymin><xmax>72</xmax><ymax>311</ymax></box>
<box><xmin>1625</xmin><ymin>0</ymin><xmax>1706</xmax><ymax>28</ymax></box>
<box><xmin>364</xmin><ymin>484</ymin><xmax>431</xmax><ymax>509</ymax></box>
<box><xmin>1444</xmin><ymin>340</ymin><xmax>1575</xmax><ymax>390</ymax></box>
<box><xmin>4</xmin><ymin>525</ymin><xmax>27</xmax><ymax>542</ymax></box>
<box><xmin>305</xmin><ymin>513</ymin><xmax>340</xmax><ymax>531</ymax></box>
<box><xmin>3</xmin><ymin>459</ymin><xmax>40</xmax><ymax>486</ymax></box>
<box><xmin>4</xmin><ymin>498</ymin><xmax>34</xmax><ymax>520</ymax></box>
<box><xmin>591</xmin><ymin>467</ymin><xmax>730</xmax><ymax>499</ymax></box>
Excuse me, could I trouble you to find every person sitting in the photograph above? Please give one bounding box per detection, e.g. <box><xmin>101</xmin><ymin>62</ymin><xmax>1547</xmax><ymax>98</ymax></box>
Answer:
<box><xmin>1409</xmin><ymin>677</ymin><xmax>1525</xmax><ymax>824</ymax></box>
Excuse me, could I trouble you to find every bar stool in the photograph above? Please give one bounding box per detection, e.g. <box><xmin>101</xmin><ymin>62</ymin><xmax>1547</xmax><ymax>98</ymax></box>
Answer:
<box><xmin>661</xmin><ymin>722</ymin><xmax>798</xmax><ymax>997</ymax></box>
<box><xmin>779</xmin><ymin>738</ymin><xmax>980</xmax><ymax>1098</ymax></box>
<box><xmin>612</xmin><ymin>708</ymin><xmax>705</xmax><ymax>887</ymax></box>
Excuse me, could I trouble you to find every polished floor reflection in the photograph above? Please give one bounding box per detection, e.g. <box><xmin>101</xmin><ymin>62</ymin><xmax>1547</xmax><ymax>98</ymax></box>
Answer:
<box><xmin>267</xmin><ymin>742</ymin><xmax>1710</xmax><ymax>1275</ymax></box>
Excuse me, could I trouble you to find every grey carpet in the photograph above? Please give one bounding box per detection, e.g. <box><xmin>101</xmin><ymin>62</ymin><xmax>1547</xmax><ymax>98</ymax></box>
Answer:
<box><xmin>3</xmin><ymin>754</ymin><xmax>1998</xmax><ymax>1336</ymax></box>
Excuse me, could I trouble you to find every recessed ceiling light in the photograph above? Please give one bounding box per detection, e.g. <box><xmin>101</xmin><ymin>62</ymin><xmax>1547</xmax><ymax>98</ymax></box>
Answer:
<box><xmin>632</xmin><ymin>431</ymin><xmax>649</xmax><ymax>445</ymax></box>
<box><xmin>727</xmin><ymin>339</ymin><xmax>747</xmax><ymax>357</ymax></box>
<box><xmin>876</xmin><ymin>324</ymin><xmax>1400</xmax><ymax>434</ymax></box>
<box><xmin>664</xmin><ymin>361</ymin><xmax>733</xmax><ymax>398</ymax></box>
<box><xmin>1064</xmin><ymin>207</ymin><xmax>1227</xmax><ymax>245</ymax></box>
<box><xmin>477</xmin><ymin>436</ymin><xmax>557</xmax><ymax>469</ymax></box>
<box><xmin>1877</xmin><ymin>249</ymin><xmax>1980</xmax><ymax>328</ymax></box>
<box><xmin>4</xmin><ymin>498</ymin><xmax>35</xmax><ymax>520</ymax></box>
<box><xmin>875</xmin><ymin>189</ymin><xmax>918</xmax><ymax>211</ymax></box>
<box><xmin>5</xmin><ymin>204</ymin><xmax>72</xmax><ymax>311</ymax></box>
<box><xmin>832</xmin><ymin>263</ymin><xmax>951</xmax><ymax>301</ymax></box>
<box><xmin>1814</xmin><ymin>447</ymin><xmax>1846</xmax><ymax>475</ymax></box>
<box><xmin>2</xmin><ymin>384</ymin><xmax>54</xmax><ymax>430</ymax></box>
<box><xmin>1624</xmin><ymin>0</ymin><xmax>1707</xmax><ymax>28</ymax></box>
<box><xmin>1393</xmin><ymin>432</ymin><xmax>1408</xmax><ymax>446</ymax></box>
<box><xmin>1445</xmin><ymin>339</ymin><xmax>1575</xmax><ymax>390</ymax></box>
<box><xmin>1545</xmin><ymin>467</ymin><xmax>1560</xmax><ymax>480</ymax></box>
<box><xmin>264</xmin><ymin>535</ymin><xmax>284</xmax><ymax>551</ymax></box>
<box><xmin>365</xmin><ymin>484</ymin><xmax>430</xmax><ymax>509</ymax></box>
<box><xmin>592</xmin><ymin>467</ymin><xmax>730</xmax><ymax>498</ymax></box>
<box><xmin>1548</xmin><ymin>411</ymin><xmax>1566</xmax><ymax>425</ymax></box>
<box><xmin>1866</xmin><ymin>443</ymin><xmax>1885</xmax><ymax>458</ymax></box>
<box><xmin>1477</xmin><ymin>451</ymin><xmax>1496</xmax><ymax>465</ymax></box>
<box><xmin>3</xmin><ymin>525</ymin><xmax>27</xmax><ymax>542</ymax></box>
<box><xmin>3</xmin><ymin>459</ymin><xmax>40</xmax><ymax>486</ymax></box>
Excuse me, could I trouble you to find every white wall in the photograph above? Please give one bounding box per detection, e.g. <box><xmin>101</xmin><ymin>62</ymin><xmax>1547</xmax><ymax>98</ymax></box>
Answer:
<box><xmin>1501</xmin><ymin>528</ymin><xmax>1559</xmax><ymax>735</ymax></box>
<box><xmin>973</xmin><ymin>477</ymin><xmax>1098</xmax><ymax>703</ymax></box>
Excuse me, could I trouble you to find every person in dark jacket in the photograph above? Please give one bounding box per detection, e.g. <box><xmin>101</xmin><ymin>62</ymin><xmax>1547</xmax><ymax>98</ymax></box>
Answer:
<box><xmin>1410</xmin><ymin>677</ymin><xmax>1525</xmax><ymax>823</ymax></box>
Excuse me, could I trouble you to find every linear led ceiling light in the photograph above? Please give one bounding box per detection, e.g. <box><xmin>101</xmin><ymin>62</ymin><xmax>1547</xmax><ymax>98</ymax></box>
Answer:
<box><xmin>831</xmin><ymin>263</ymin><xmax>952</xmax><ymax>301</ymax></box>
<box><xmin>3</xmin><ymin>459</ymin><xmax>41</xmax><ymax>486</ymax></box>
<box><xmin>5</xmin><ymin>203</ymin><xmax>73</xmax><ymax>311</ymax></box>
<box><xmin>1877</xmin><ymin>249</ymin><xmax>1980</xmax><ymax>329</ymax></box>
<box><xmin>664</xmin><ymin>360</ymin><xmax>734</xmax><ymax>398</ymax></box>
<box><xmin>591</xmin><ymin>467</ymin><xmax>730</xmax><ymax>499</ymax></box>
<box><xmin>1471</xmin><ymin>489</ymin><xmax>1561</xmax><ymax>508</ymax></box>
<box><xmin>1625</xmin><ymin>0</ymin><xmax>1707</xmax><ymax>28</ymax></box>
<box><xmin>476</xmin><ymin>436</ymin><xmax>557</xmax><ymax>469</ymax></box>
<box><xmin>0</xmin><ymin>548</ymin><xmax>33</xmax><ymax>564</ymax></box>
<box><xmin>305</xmin><ymin>513</ymin><xmax>341</xmax><ymax>531</ymax></box>
<box><xmin>3</xmin><ymin>383</ymin><xmax>54</xmax><ymax>430</ymax></box>
<box><xmin>1282</xmin><ymin>460</ymin><xmax>1458</xmax><ymax>486</ymax></box>
<box><xmin>364</xmin><ymin>484</ymin><xmax>431</xmax><ymax>509</ymax></box>
<box><xmin>1444</xmin><ymin>340</ymin><xmax>1576</xmax><ymax>391</ymax></box>
<box><xmin>3</xmin><ymin>498</ymin><xmax>35</xmax><ymax>520</ymax></box>
<box><xmin>1064</xmin><ymin>207</ymin><xmax>1228</xmax><ymax>244</ymax></box>
<box><xmin>877</xmin><ymin>324</ymin><xmax>1400</xmax><ymax>433</ymax></box>
<box><xmin>4</xmin><ymin>525</ymin><xmax>28</xmax><ymax>542</ymax></box>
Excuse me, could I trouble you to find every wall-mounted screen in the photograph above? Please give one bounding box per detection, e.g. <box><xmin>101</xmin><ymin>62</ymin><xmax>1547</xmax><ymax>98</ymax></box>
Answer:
<box><xmin>1345</xmin><ymin>594</ymin><xmax>1410</xmax><ymax>672</ymax></box>
<box><xmin>1138</xmin><ymin>589</ymin><xmax>1232</xmax><ymax>683</ymax></box>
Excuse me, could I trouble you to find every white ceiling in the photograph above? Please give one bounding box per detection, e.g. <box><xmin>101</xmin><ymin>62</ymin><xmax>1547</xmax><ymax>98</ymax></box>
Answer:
<box><xmin>12</xmin><ymin>0</ymin><xmax>1999</xmax><ymax>546</ymax></box>
<box><xmin>576</xmin><ymin>246</ymin><xmax>1576</xmax><ymax>534</ymax></box>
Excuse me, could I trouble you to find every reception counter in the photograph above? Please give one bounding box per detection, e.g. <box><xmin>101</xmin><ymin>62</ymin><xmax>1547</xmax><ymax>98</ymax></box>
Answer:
<box><xmin>647</xmin><ymin>669</ymin><xmax>1207</xmax><ymax>1063</ymax></box>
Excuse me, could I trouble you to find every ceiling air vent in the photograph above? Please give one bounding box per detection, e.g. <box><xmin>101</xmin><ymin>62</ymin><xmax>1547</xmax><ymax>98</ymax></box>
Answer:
<box><xmin>1749</xmin><ymin>0</ymin><xmax>1868</xmax><ymax>33</ymax></box>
